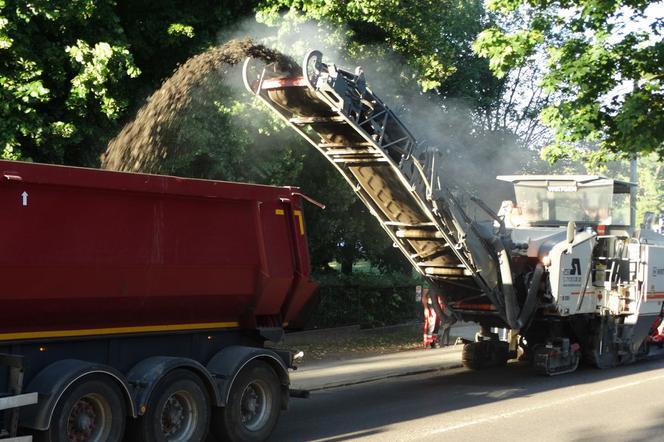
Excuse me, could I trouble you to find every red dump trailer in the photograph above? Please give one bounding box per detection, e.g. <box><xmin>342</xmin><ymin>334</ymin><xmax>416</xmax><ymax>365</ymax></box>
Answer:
<box><xmin>0</xmin><ymin>160</ymin><xmax>318</xmax><ymax>442</ymax></box>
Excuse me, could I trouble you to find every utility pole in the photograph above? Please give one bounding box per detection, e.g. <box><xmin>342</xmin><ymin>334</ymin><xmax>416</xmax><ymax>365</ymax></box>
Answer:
<box><xmin>629</xmin><ymin>81</ymin><xmax>638</xmax><ymax>229</ymax></box>
<box><xmin>630</xmin><ymin>155</ymin><xmax>637</xmax><ymax>228</ymax></box>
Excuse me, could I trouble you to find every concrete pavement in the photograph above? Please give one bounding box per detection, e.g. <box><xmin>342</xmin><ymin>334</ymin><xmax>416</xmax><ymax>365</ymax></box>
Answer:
<box><xmin>290</xmin><ymin>323</ymin><xmax>479</xmax><ymax>391</ymax></box>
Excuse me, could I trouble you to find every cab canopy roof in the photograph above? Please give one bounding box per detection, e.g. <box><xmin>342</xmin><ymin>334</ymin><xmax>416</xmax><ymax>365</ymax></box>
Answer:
<box><xmin>496</xmin><ymin>175</ymin><xmax>635</xmax><ymax>194</ymax></box>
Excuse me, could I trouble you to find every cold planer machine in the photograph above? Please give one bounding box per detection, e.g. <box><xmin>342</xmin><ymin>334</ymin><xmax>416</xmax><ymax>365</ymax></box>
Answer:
<box><xmin>243</xmin><ymin>50</ymin><xmax>664</xmax><ymax>375</ymax></box>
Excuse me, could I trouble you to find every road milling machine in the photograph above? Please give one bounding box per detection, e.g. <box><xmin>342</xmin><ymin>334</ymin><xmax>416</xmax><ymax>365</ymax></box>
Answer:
<box><xmin>243</xmin><ymin>50</ymin><xmax>664</xmax><ymax>375</ymax></box>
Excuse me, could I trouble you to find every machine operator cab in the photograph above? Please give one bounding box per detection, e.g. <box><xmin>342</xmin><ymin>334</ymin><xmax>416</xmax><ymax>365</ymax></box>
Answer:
<box><xmin>495</xmin><ymin>175</ymin><xmax>633</xmax><ymax>231</ymax></box>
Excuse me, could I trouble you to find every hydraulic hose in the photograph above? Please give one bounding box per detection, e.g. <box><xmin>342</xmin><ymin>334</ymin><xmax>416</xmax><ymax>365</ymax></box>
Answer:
<box><xmin>492</xmin><ymin>237</ymin><xmax>520</xmax><ymax>330</ymax></box>
<box><xmin>516</xmin><ymin>263</ymin><xmax>544</xmax><ymax>329</ymax></box>
<box><xmin>427</xmin><ymin>285</ymin><xmax>458</xmax><ymax>323</ymax></box>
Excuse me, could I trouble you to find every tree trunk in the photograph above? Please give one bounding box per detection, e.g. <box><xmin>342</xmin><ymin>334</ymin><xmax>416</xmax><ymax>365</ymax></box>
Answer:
<box><xmin>341</xmin><ymin>257</ymin><xmax>353</xmax><ymax>274</ymax></box>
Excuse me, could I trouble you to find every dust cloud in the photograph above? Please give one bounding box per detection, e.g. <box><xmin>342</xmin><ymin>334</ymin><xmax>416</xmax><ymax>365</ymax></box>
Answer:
<box><xmin>102</xmin><ymin>16</ymin><xmax>549</xmax><ymax>214</ymax></box>
<box><xmin>101</xmin><ymin>38</ymin><xmax>297</xmax><ymax>174</ymax></box>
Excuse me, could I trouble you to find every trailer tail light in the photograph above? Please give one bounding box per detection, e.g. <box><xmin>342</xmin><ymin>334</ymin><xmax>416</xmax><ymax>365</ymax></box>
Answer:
<box><xmin>597</xmin><ymin>225</ymin><xmax>606</xmax><ymax>235</ymax></box>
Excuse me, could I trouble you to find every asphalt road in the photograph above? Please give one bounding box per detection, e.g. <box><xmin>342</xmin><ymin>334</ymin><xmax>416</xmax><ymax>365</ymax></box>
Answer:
<box><xmin>270</xmin><ymin>352</ymin><xmax>664</xmax><ymax>441</ymax></box>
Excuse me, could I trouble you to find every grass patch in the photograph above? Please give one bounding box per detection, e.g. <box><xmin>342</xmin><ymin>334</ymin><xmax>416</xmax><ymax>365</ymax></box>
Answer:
<box><xmin>271</xmin><ymin>326</ymin><xmax>424</xmax><ymax>365</ymax></box>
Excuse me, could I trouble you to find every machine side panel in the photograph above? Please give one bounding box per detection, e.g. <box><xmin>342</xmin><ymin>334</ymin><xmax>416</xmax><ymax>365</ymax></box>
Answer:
<box><xmin>549</xmin><ymin>233</ymin><xmax>596</xmax><ymax>315</ymax></box>
<box><xmin>643</xmin><ymin>245</ymin><xmax>664</xmax><ymax>309</ymax></box>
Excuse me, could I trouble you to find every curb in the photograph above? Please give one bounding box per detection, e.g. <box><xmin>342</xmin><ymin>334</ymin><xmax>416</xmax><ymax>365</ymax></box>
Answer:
<box><xmin>302</xmin><ymin>362</ymin><xmax>466</xmax><ymax>392</ymax></box>
<box><xmin>284</xmin><ymin>322</ymin><xmax>477</xmax><ymax>346</ymax></box>
<box><xmin>291</xmin><ymin>345</ymin><xmax>470</xmax><ymax>391</ymax></box>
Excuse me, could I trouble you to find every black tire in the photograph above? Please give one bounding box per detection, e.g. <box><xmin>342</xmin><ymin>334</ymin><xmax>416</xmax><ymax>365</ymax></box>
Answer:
<box><xmin>37</xmin><ymin>375</ymin><xmax>126</xmax><ymax>442</ymax></box>
<box><xmin>585</xmin><ymin>316</ymin><xmax>621</xmax><ymax>369</ymax></box>
<box><xmin>462</xmin><ymin>342</ymin><xmax>485</xmax><ymax>370</ymax></box>
<box><xmin>589</xmin><ymin>347</ymin><xmax>617</xmax><ymax>369</ymax></box>
<box><xmin>462</xmin><ymin>341</ymin><xmax>509</xmax><ymax>370</ymax></box>
<box><xmin>631</xmin><ymin>340</ymin><xmax>651</xmax><ymax>362</ymax></box>
<box><xmin>211</xmin><ymin>361</ymin><xmax>282</xmax><ymax>442</ymax></box>
<box><xmin>127</xmin><ymin>369</ymin><xmax>210</xmax><ymax>442</ymax></box>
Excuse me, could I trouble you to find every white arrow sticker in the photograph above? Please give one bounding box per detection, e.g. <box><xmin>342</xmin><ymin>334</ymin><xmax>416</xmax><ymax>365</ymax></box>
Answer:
<box><xmin>21</xmin><ymin>191</ymin><xmax>28</xmax><ymax>207</ymax></box>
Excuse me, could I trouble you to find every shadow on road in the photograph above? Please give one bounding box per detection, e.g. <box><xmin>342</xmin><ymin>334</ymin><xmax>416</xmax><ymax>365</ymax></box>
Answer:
<box><xmin>270</xmin><ymin>352</ymin><xmax>664</xmax><ymax>441</ymax></box>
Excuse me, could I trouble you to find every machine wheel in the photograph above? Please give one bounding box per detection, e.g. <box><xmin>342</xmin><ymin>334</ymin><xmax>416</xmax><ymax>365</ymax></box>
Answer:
<box><xmin>635</xmin><ymin>340</ymin><xmax>651</xmax><ymax>360</ymax></box>
<box><xmin>302</xmin><ymin>50</ymin><xmax>323</xmax><ymax>90</ymax></box>
<box><xmin>586</xmin><ymin>319</ymin><xmax>618</xmax><ymax>369</ymax></box>
<box><xmin>588</xmin><ymin>344</ymin><xmax>618</xmax><ymax>369</ymax></box>
<box><xmin>462</xmin><ymin>340</ymin><xmax>509</xmax><ymax>370</ymax></box>
<box><xmin>128</xmin><ymin>369</ymin><xmax>210</xmax><ymax>442</ymax></box>
<box><xmin>211</xmin><ymin>360</ymin><xmax>282</xmax><ymax>442</ymax></box>
<box><xmin>38</xmin><ymin>375</ymin><xmax>126</xmax><ymax>442</ymax></box>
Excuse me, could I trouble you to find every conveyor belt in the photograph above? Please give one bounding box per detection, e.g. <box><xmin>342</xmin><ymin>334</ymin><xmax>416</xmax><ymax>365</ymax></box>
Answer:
<box><xmin>243</xmin><ymin>50</ymin><xmax>513</xmax><ymax>322</ymax></box>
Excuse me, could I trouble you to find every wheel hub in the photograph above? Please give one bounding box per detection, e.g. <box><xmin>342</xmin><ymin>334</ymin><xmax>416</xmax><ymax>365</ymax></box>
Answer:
<box><xmin>160</xmin><ymin>391</ymin><xmax>196</xmax><ymax>441</ymax></box>
<box><xmin>67</xmin><ymin>398</ymin><xmax>98</xmax><ymax>442</ymax></box>
<box><xmin>161</xmin><ymin>395</ymin><xmax>185</xmax><ymax>436</ymax></box>
<box><xmin>78</xmin><ymin>414</ymin><xmax>92</xmax><ymax>432</ymax></box>
<box><xmin>244</xmin><ymin>387</ymin><xmax>259</xmax><ymax>417</ymax></box>
<box><xmin>240</xmin><ymin>382</ymin><xmax>270</xmax><ymax>431</ymax></box>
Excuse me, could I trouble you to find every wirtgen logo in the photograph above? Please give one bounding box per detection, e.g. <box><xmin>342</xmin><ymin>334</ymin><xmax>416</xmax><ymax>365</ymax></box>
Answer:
<box><xmin>563</xmin><ymin>258</ymin><xmax>582</xmax><ymax>276</ymax></box>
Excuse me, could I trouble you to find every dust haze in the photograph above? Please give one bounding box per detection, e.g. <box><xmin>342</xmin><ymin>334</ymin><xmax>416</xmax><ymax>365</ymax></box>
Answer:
<box><xmin>103</xmin><ymin>15</ymin><xmax>553</xmax><ymax>213</ymax></box>
<box><xmin>227</xmin><ymin>16</ymin><xmax>545</xmax><ymax>213</ymax></box>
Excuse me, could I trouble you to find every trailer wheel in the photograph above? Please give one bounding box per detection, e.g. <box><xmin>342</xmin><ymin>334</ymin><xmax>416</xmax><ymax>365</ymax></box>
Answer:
<box><xmin>38</xmin><ymin>375</ymin><xmax>126</xmax><ymax>442</ymax></box>
<box><xmin>128</xmin><ymin>369</ymin><xmax>210</xmax><ymax>442</ymax></box>
<box><xmin>212</xmin><ymin>360</ymin><xmax>282</xmax><ymax>442</ymax></box>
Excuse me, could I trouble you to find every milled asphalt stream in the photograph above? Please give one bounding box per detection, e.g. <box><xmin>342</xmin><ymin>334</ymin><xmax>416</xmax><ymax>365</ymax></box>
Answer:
<box><xmin>289</xmin><ymin>324</ymin><xmax>479</xmax><ymax>391</ymax></box>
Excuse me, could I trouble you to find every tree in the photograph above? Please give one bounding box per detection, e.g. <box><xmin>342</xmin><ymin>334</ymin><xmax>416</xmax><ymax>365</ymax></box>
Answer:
<box><xmin>0</xmin><ymin>0</ymin><xmax>140</xmax><ymax>163</ymax></box>
<box><xmin>597</xmin><ymin>153</ymin><xmax>664</xmax><ymax>224</ymax></box>
<box><xmin>636</xmin><ymin>153</ymin><xmax>664</xmax><ymax>224</ymax></box>
<box><xmin>257</xmin><ymin>0</ymin><xmax>493</xmax><ymax>93</ymax></box>
<box><xmin>0</xmin><ymin>0</ymin><xmax>257</xmax><ymax>165</ymax></box>
<box><xmin>473</xmin><ymin>0</ymin><xmax>664</xmax><ymax>161</ymax></box>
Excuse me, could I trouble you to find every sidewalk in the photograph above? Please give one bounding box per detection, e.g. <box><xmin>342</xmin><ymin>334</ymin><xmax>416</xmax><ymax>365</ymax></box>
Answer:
<box><xmin>289</xmin><ymin>323</ymin><xmax>478</xmax><ymax>391</ymax></box>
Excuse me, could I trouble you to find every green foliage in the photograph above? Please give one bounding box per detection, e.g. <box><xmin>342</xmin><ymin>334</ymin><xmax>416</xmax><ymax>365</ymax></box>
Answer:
<box><xmin>474</xmin><ymin>0</ymin><xmax>664</xmax><ymax>161</ymax></box>
<box><xmin>473</xmin><ymin>27</ymin><xmax>544</xmax><ymax>78</ymax></box>
<box><xmin>0</xmin><ymin>0</ymin><xmax>257</xmax><ymax>165</ymax></box>
<box><xmin>167</xmin><ymin>23</ymin><xmax>195</xmax><ymax>39</ymax></box>
<box><xmin>308</xmin><ymin>273</ymin><xmax>421</xmax><ymax>328</ymax></box>
<box><xmin>66</xmin><ymin>40</ymin><xmax>141</xmax><ymax>118</ymax></box>
<box><xmin>0</xmin><ymin>0</ymin><xmax>141</xmax><ymax>163</ymax></box>
<box><xmin>636</xmin><ymin>154</ymin><xmax>664</xmax><ymax>224</ymax></box>
<box><xmin>258</xmin><ymin>0</ymin><xmax>489</xmax><ymax>92</ymax></box>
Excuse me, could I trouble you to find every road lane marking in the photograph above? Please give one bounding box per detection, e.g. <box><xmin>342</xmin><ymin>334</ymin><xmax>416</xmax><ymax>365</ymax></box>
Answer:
<box><xmin>415</xmin><ymin>371</ymin><xmax>664</xmax><ymax>439</ymax></box>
